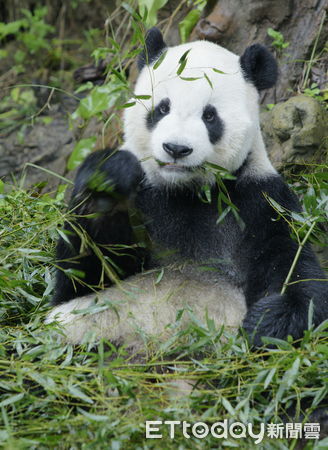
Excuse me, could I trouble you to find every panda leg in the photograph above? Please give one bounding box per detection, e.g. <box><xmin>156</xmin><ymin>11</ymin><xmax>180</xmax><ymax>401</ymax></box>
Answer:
<box><xmin>243</xmin><ymin>251</ymin><xmax>328</xmax><ymax>347</ymax></box>
<box><xmin>234</xmin><ymin>176</ymin><xmax>328</xmax><ymax>346</ymax></box>
<box><xmin>48</xmin><ymin>268</ymin><xmax>247</xmax><ymax>345</ymax></box>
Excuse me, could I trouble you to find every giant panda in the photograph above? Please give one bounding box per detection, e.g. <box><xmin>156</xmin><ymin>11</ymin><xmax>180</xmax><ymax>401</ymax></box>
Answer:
<box><xmin>47</xmin><ymin>28</ymin><xmax>328</xmax><ymax>350</ymax></box>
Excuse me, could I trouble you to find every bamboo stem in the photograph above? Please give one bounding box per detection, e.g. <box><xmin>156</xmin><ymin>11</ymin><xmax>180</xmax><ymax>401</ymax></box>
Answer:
<box><xmin>281</xmin><ymin>221</ymin><xmax>316</xmax><ymax>295</ymax></box>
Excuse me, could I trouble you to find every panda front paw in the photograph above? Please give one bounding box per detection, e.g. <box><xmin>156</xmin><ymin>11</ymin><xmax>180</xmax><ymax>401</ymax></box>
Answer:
<box><xmin>71</xmin><ymin>149</ymin><xmax>144</xmax><ymax>215</ymax></box>
<box><xmin>243</xmin><ymin>294</ymin><xmax>307</xmax><ymax>347</ymax></box>
<box><xmin>87</xmin><ymin>149</ymin><xmax>144</xmax><ymax>197</ymax></box>
<box><xmin>73</xmin><ymin>149</ymin><xmax>143</xmax><ymax>199</ymax></box>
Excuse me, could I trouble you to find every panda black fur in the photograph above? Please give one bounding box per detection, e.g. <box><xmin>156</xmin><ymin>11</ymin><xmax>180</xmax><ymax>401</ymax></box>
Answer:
<box><xmin>47</xmin><ymin>28</ymin><xmax>328</xmax><ymax>349</ymax></box>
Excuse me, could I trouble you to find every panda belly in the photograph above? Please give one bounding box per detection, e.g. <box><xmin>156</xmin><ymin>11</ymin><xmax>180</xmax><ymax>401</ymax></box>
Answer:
<box><xmin>46</xmin><ymin>265</ymin><xmax>246</xmax><ymax>350</ymax></box>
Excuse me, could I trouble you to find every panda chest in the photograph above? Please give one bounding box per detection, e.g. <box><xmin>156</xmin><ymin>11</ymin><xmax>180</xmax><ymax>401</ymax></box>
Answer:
<box><xmin>136</xmin><ymin>189</ymin><xmax>241</xmax><ymax>267</ymax></box>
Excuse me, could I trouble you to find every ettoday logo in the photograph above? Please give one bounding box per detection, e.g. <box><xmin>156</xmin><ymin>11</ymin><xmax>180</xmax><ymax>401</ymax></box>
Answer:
<box><xmin>145</xmin><ymin>420</ymin><xmax>320</xmax><ymax>443</ymax></box>
<box><xmin>146</xmin><ymin>420</ymin><xmax>265</xmax><ymax>443</ymax></box>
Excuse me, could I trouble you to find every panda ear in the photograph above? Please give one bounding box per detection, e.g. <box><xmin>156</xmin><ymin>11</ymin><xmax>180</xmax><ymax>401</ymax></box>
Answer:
<box><xmin>240</xmin><ymin>44</ymin><xmax>278</xmax><ymax>91</ymax></box>
<box><xmin>138</xmin><ymin>27</ymin><xmax>167</xmax><ymax>71</ymax></box>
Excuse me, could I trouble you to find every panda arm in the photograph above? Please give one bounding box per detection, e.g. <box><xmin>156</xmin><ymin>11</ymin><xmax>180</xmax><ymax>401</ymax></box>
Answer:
<box><xmin>52</xmin><ymin>148</ymin><xmax>148</xmax><ymax>305</ymax></box>
<box><xmin>237</xmin><ymin>176</ymin><xmax>328</xmax><ymax>345</ymax></box>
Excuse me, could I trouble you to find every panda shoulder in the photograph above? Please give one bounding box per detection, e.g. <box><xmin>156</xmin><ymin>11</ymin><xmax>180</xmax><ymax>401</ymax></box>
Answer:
<box><xmin>236</xmin><ymin>171</ymin><xmax>302</xmax><ymax>215</ymax></box>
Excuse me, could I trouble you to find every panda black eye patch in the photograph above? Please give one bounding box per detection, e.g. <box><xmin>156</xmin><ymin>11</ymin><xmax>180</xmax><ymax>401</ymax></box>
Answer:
<box><xmin>202</xmin><ymin>104</ymin><xmax>224</xmax><ymax>144</ymax></box>
<box><xmin>146</xmin><ymin>98</ymin><xmax>170</xmax><ymax>130</ymax></box>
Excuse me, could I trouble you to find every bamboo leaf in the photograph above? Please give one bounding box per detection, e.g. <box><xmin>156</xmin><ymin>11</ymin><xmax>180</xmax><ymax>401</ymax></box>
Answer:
<box><xmin>67</xmin><ymin>137</ymin><xmax>97</xmax><ymax>171</ymax></box>
<box><xmin>0</xmin><ymin>393</ymin><xmax>24</xmax><ymax>407</ymax></box>
<box><xmin>179</xmin><ymin>9</ymin><xmax>201</xmax><ymax>43</ymax></box>
<box><xmin>153</xmin><ymin>50</ymin><xmax>167</xmax><ymax>69</ymax></box>
<box><xmin>68</xmin><ymin>386</ymin><xmax>94</xmax><ymax>404</ymax></box>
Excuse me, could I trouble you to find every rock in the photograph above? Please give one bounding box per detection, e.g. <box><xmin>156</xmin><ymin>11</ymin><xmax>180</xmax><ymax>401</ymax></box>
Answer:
<box><xmin>261</xmin><ymin>95</ymin><xmax>327</xmax><ymax>170</ymax></box>
<box><xmin>195</xmin><ymin>0</ymin><xmax>293</xmax><ymax>47</ymax></box>
<box><xmin>0</xmin><ymin>112</ymin><xmax>76</xmax><ymax>190</ymax></box>
<box><xmin>193</xmin><ymin>0</ymin><xmax>327</xmax><ymax>105</ymax></box>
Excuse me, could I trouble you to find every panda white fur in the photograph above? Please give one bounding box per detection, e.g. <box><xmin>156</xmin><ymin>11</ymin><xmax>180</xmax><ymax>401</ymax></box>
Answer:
<box><xmin>47</xmin><ymin>28</ymin><xmax>328</xmax><ymax>349</ymax></box>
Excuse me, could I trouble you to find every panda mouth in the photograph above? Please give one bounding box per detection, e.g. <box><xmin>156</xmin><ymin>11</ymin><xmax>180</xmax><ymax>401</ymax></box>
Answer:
<box><xmin>156</xmin><ymin>160</ymin><xmax>195</xmax><ymax>172</ymax></box>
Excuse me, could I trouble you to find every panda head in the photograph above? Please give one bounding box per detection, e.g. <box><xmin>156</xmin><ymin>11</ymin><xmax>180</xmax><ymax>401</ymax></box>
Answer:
<box><xmin>123</xmin><ymin>28</ymin><xmax>278</xmax><ymax>186</ymax></box>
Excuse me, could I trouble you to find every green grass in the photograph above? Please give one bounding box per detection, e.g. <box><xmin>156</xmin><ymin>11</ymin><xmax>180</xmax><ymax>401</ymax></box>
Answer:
<box><xmin>0</xmin><ymin>182</ymin><xmax>327</xmax><ymax>449</ymax></box>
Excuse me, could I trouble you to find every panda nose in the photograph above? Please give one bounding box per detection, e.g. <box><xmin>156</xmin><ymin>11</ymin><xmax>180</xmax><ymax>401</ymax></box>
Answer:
<box><xmin>163</xmin><ymin>143</ymin><xmax>193</xmax><ymax>159</ymax></box>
